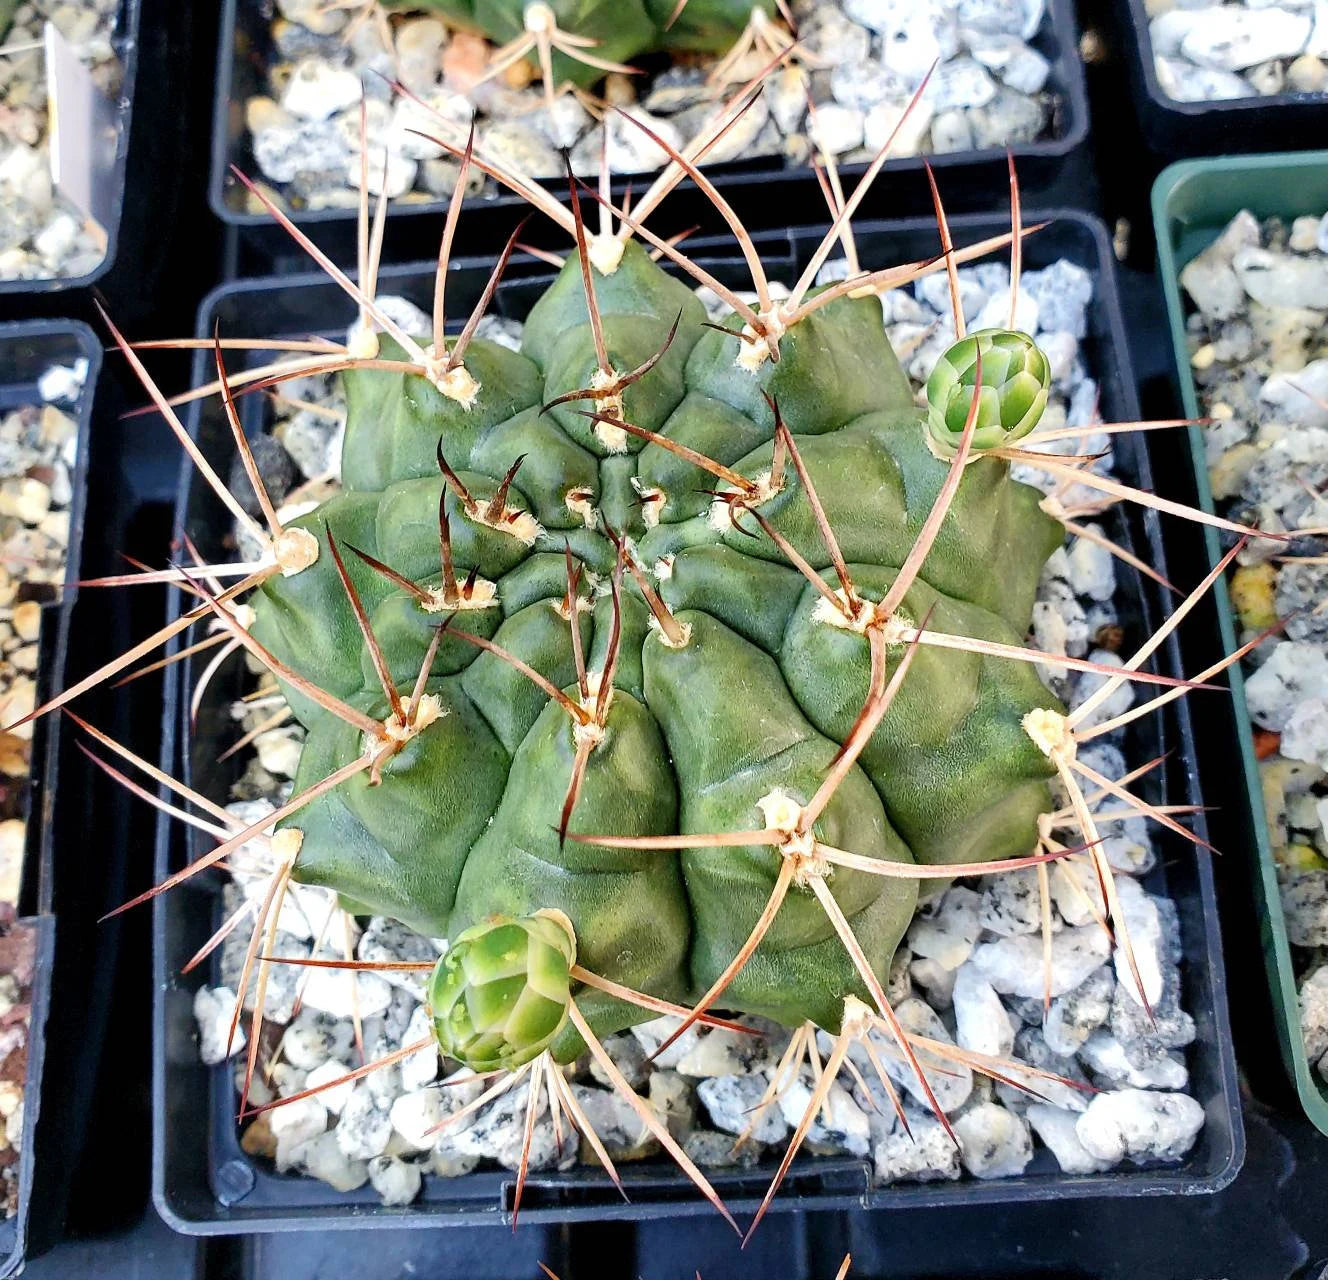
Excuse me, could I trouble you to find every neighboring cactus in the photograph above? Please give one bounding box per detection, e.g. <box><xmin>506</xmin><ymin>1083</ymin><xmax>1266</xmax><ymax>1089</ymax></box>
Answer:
<box><xmin>400</xmin><ymin>0</ymin><xmax>780</xmax><ymax>89</ymax></box>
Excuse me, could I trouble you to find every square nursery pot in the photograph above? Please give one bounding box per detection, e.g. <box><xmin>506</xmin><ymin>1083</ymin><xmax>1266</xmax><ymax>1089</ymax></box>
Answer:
<box><xmin>1115</xmin><ymin>0</ymin><xmax>1328</xmax><ymax>158</ymax></box>
<box><xmin>1153</xmin><ymin>150</ymin><xmax>1328</xmax><ymax>1137</ymax></box>
<box><xmin>0</xmin><ymin>0</ymin><xmax>141</xmax><ymax>297</ymax></box>
<box><xmin>153</xmin><ymin>209</ymin><xmax>1240</xmax><ymax>1234</ymax></box>
<box><xmin>208</xmin><ymin>0</ymin><xmax>1090</xmax><ymax>270</ymax></box>
<box><xmin>0</xmin><ymin>319</ymin><xmax>99</xmax><ymax>1273</ymax></box>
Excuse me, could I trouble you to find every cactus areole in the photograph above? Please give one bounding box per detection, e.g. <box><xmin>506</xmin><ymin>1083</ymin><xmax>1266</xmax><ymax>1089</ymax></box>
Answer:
<box><xmin>399</xmin><ymin>0</ymin><xmax>779</xmax><ymax>87</ymax></box>
<box><xmin>251</xmin><ymin>240</ymin><xmax>1064</xmax><ymax>1072</ymax></box>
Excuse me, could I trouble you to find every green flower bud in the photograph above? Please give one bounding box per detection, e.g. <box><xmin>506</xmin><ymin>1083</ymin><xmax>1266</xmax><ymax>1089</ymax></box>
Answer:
<box><xmin>925</xmin><ymin>328</ymin><xmax>1051</xmax><ymax>459</ymax></box>
<box><xmin>428</xmin><ymin>911</ymin><xmax>576</xmax><ymax>1072</ymax></box>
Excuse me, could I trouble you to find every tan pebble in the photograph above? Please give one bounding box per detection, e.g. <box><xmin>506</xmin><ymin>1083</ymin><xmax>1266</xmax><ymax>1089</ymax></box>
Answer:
<box><xmin>243</xmin><ymin>181</ymin><xmax>287</xmax><ymax>216</ymax></box>
<box><xmin>1288</xmin><ymin>54</ymin><xmax>1327</xmax><ymax>93</ymax></box>
<box><xmin>38</xmin><ymin>509</ymin><xmax>69</xmax><ymax>547</ymax></box>
<box><xmin>13</xmin><ymin>480</ymin><xmax>49</xmax><ymax>525</ymax></box>
<box><xmin>0</xmin><ymin>1082</ymin><xmax>21</xmax><ymax>1120</ymax></box>
<box><xmin>255</xmin><ymin>729</ymin><xmax>303</xmax><ymax>779</ymax></box>
<box><xmin>245</xmin><ymin>95</ymin><xmax>292</xmax><ymax>134</ymax></box>
<box><xmin>1231</xmin><ymin>563</ymin><xmax>1278</xmax><ymax>630</ymax></box>
<box><xmin>11</xmin><ymin>602</ymin><xmax>39</xmax><ymax>644</ymax></box>
<box><xmin>441</xmin><ymin>31</ymin><xmax>489</xmax><ymax>92</ymax></box>
<box><xmin>0</xmin><ymin>681</ymin><xmax>34</xmax><ymax>742</ymax></box>
<box><xmin>241</xmin><ymin>1115</ymin><xmax>279</xmax><ymax>1159</ymax></box>
<box><xmin>9</xmin><ymin>646</ymin><xmax>37</xmax><ymax>675</ymax></box>
<box><xmin>602</xmin><ymin>72</ymin><xmax>636</xmax><ymax>106</ymax></box>
<box><xmin>1209</xmin><ymin>442</ymin><xmax>1259</xmax><ymax>501</ymax></box>
<box><xmin>0</xmin><ymin>736</ymin><xmax>29</xmax><ymax>778</ymax></box>
<box><xmin>502</xmin><ymin>57</ymin><xmax>536</xmax><ymax>89</ymax></box>
<box><xmin>0</xmin><ymin>819</ymin><xmax>24</xmax><ymax>906</ymax></box>
<box><xmin>38</xmin><ymin>406</ymin><xmax>76</xmax><ymax>448</ymax></box>
<box><xmin>1190</xmin><ymin>343</ymin><xmax>1216</xmax><ymax>371</ymax></box>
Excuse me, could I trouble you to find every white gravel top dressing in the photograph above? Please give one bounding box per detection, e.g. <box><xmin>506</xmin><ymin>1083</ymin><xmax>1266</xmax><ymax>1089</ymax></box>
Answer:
<box><xmin>237</xmin><ymin>0</ymin><xmax>1062</xmax><ymax>215</ymax></box>
<box><xmin>1180</xmin><ymin>207</ymin><xmax>1328</xmax><ymax>1091</ymax></box>
<box><xmin>194</xmin><ymin>259</ymin><xmax>1205</xmax><ymax>1204</ymax></box>
<box><xmin>1147</xmin><ymin>0</ymin><xmax>1328</xmax><ymax>102</ymax></box>
<box><xmin>0</xmin><ymin>0</ymin><xmax>125</xmax><ymax>282</ymax></box>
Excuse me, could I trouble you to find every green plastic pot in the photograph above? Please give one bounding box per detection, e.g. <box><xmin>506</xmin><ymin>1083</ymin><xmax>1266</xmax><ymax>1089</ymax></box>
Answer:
<box><xmin>1153</xmin><ymin>150</ymin><xmax>1328</xmax><ymax>1137</ymax></box>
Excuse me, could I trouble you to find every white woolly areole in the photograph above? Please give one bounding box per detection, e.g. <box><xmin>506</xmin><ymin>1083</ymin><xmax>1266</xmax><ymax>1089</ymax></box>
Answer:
<box><xmin>270</xmin><ymin>827</ymin><xmax>304</xmax><ymax>863</ymax></box>
<box><xmin>840</xmin><ymin>994</ymin><xmax>875</xmax><ymax>1038</ymax></box>
<box><xmin>588</xmin><ymin>234</ymin><xmax>626</xmax><ymax>276</ymax></box>
<box><xmin>422</xmin><ymin>578</ymin><xmax>496</xmax><ymax>613</ymax></box>
<box><xmin>228</xmin><ymin>602</ymin><xmax>257</xmax><ymax>631</ymax></box>
<box><xmin>366</xmin><ymin>695</ymin><xmax>448</xmax><ymax>760</ymax></box>
<box><xmin>565</xmin><ymin>488</ymin><xmax>598</xmax><ymax>528</ymax></box>
<box><xmin>523</xmin><ymin>1</ymin><xmax>554</xmax><ymax>33</ymax></box>
<box><xmin>647</xmin><ymin>613</ymin><xmax>692</xmax><ymax>649</ymax></box>
<box><xmin>812</xmin><ymin>587</ymin><xmax>879</xmax><ymax>635</ymax></box>
<box><xmin>758</xmin><ymin>787</ymin><xmax>821</xmax><ymax>881</ymax></box>
<box><xmin>275</xmin><ymin>527</ymin><xmax>320</xmax><ymax>576</ymax></box>
<box><xmin>653</xmin><ymin>555</ymin><xmax>675</xmax><ymax>581</ymax></box>
<box><xmin>345</xmin><ymin>322</ymin><xmax>379</xmax><ymax>361</ymax></box>
<box><xmin>733</xmin><ymin>309</ymin><xmax>784</xmax><ymax>373</ymax></box>
<box><xmin>573</xmin><ymin>674</ymin><xmax>608</xmax><ymax>749</ymax></box>
<box><xmin>391</xmin><ymin>694</ymin><xmax>444</xmax><ymax>739</ymax></box>
<box><xmin>757</xmin><ymin>787</ymin><xmax>802</xmax><ymax>834</ymax></box>
<box><xmin>630</xmin><ymin>477</ymin><xmax>664</xmax><ymax>528</ymax></box>
<box><xmin>554</xmin><ymin>589</ymin><xmax>593</xmax><ymax>621</ymax></box>
<box><xmin>1023</xmin><ymin>707</ymin><xmax>1075</xmax><ymax>762</ymax></box>
<box><xmin>705</xmin><ymin>466</ymin><xmax>781</xmax><ymax>531</ymax></box>
<box><xmin>706</xmin><ymin>494</ymin><xmax>736</xmax><ymax>532</ymax></box>
<box><xmin>472</xmin><ymin>506</ymin><xmax>542</xmax><ymax>546</ymax></box>
<box><xmin>589</xmin><ymin>370</ymin><xmax>628</xmax><ymax>453</ymax></box>
<box><xmin>426</xmin><ymin>351</ymin><xmax>481</xmax><ymax>410</ymax></box>
<box><xmin>735</xmin><ymin>326</ymin><xmax>771</xmax><ymax>373</ymax></box>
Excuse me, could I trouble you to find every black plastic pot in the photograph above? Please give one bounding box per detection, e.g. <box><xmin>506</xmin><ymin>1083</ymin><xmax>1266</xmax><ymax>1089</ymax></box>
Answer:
<box><xmin>0</xmin><ymin>0</ymin><xmax>142</xmax><ymax>297</ymax></box>
<box><xmin>1115</xmin><ymin>0</ymin><xmax>1328</xmax><ymax>158</ymax></box>
<box><xmin>209</xmin><ymin>0</ymin><xmax>1091</xmax><ymax>270</ymax></box>
<box><xmin>0</xmin><ymin>320</ymin><xmax>100</xmax><ymax>1274</ymax></box>
<box><xmin>153</xmin><ymin>209</ymin><xmax>1240</xmax><ymax>1234</ymax></box>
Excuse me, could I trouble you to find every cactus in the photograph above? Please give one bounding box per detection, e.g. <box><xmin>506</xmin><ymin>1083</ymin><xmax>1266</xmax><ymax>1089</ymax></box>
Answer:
<box><xmin>398</xmin><ymin>0</ymin><xmax>780</xmax><ymax>89</ymax></box>
<box><xmin>243</xmin><ymin>217</ymin><xmax>1069</xmax><ymax>1067</ymax></box>
<box><xmin>46</xmin><ymin>93</ymin><xmax>1269</xmax><ymax>1227</ymax></box>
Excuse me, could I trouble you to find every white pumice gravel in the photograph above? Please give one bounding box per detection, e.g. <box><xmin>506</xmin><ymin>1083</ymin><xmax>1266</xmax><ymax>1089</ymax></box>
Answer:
<box><xmin>193</xmin><ymin>260</ymin><xmax>1206</xmax><ymax>1205</ymax></box>
<box><xmin>0</xmin><ymin>1</ymin><xmax>126</xmax><ymax>281</ymax></box>
<box><xmin>1147</xmin><ymin>0</ymin><xmax>1328</xmax><ymax>103</ymax></box>
<box><xmin>1180</xmin><ymin>206</ymin><xmax>1328</xmax><ymax>1089</ymax></box>
<box><xmin>237</xmin><ymin>0</ymin><xmax>1062</xmax><ymax>215</ymax></box>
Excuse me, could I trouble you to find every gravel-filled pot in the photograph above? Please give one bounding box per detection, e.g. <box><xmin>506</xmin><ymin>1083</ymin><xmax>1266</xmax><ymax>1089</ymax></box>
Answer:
<box><xmin>0</xmin><ymin>0</ymin><xmax>141</xmax><ymax>293</ymax></box>
<box><xmin>209</xmin><ymin>0</ymin><xmax>1089</xmax><ymax>267</ymax></box>
<box><xmin>1116</xmin><ymin>0</ymin><xmax>1328</xmax><ymax>157</ymax></box>
<box><xmin>151</xmin><ymin>209</ymin><xmax>1240</xmax><ymax>1234</ymax></box>
<box><xmin>0</xmin><ymin>319</ymin><xmax>98</xmax><ymax>1272</ymax></box>
<box><xmin>1154</xmin><ymin>150</ymin><xmax>1328</xmax><ymax>1137</ymax></box>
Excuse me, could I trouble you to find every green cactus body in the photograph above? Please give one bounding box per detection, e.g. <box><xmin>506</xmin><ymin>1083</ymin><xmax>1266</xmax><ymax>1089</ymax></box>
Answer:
<box><xmin>251</xmin><ymin>239</ymin><xmax>1064</xmax><ymax>1067</ymax></box>
<box><xmin>399</xmin><ymin>0</ymin><xmax>777</xmax><ymax>86</ymax></box>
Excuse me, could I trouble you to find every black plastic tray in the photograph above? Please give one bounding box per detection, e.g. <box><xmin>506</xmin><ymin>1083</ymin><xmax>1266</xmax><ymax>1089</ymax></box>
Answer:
<box><xmin>0</xmin><ymin>320</ymin><xmax>100</xmax><ymax>1275</ymax></box>
<box><xmin>0</xmin><ymin>0</ymin><xmax>142</xmax><ymax>296</ymax></box>
<box><xmin>153</xmin><ymin>210</ymin><xmax>1240</xmax><ymax>1234</ymax></box>
<box><xmin>1115</xmin><ymin>0</ymin><xmax>1328</xmax><ymax>157</ymax></box>
<box><xmin>208</xmin><ymin>0</ymin><xmax>1090</xmax><ymax>268</ymax></box>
